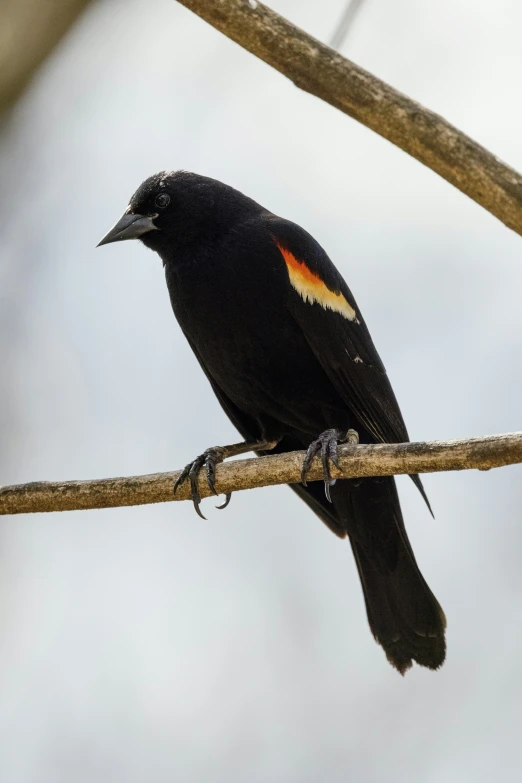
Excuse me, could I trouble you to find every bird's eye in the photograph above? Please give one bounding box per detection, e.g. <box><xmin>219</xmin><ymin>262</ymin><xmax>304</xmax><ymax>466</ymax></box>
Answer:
<box><xmin>155</xmin><ymin>193</ymin><xmax>170</xmax><ymax>208</ymax></box>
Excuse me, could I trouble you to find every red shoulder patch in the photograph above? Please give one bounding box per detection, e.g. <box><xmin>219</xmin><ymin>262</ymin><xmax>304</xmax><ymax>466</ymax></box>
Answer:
<box><xmin>276</xmin><ymin>243</ymin><xmax>357</xmax><ymax>322</ymax></box>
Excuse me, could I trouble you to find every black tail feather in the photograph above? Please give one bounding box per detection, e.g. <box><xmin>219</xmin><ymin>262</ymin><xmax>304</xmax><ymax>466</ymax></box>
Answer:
<box><xmin>335</xmin><ymin>475</ymin><xmax>446</xmax><ymax>672</ymax></box>
<box><xmin>294</xmin><ymin>472</ymin><xmax>446</xmax><ymax>673</ymax></box>
<box><xmin>351</xmin><ymin>537</ymin><xmax>446</xmax><ymax>673</ymax></box>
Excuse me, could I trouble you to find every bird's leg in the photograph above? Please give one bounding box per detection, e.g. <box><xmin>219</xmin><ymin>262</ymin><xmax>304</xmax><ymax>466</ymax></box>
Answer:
<box><xmin>174</xmin><ymin>438</ymin><xmax>279</xmax><ymax>519</ymax></box>
<box><xmin>301</xmin><ymin>428</ymin><xmax>359</xmax><ymax>502</ymax></box>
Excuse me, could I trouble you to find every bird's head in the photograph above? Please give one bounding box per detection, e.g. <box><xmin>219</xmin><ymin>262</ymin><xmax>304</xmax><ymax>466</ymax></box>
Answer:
<box><xmin>97</xmin><ymin>171</ymin><xmax>262</xmax><ymax>258</ymax></box>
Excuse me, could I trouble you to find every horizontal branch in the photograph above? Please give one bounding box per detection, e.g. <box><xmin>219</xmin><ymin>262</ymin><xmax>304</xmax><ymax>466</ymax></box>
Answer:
<box><xmin>175</xmin><ymin>0</ymin><xmax>522</xmax><ymax>237</ymax></box>
<box><xmin>1</xmin><ymin>432</ymin><xmax>521</xmax><ymax>516</ymax></box>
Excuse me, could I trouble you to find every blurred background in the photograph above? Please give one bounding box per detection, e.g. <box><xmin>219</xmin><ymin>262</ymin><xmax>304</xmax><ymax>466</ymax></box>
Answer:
<box><xmin>1</xmin><ymin>0</ymin><xmax>521</xmax><ymax>780</ymax></box>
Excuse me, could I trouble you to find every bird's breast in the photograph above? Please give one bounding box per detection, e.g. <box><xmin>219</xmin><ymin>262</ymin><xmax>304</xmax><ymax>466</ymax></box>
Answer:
<box><xmin>163</xmin><ymin>253</ymin><xmax>344</xmax><ymax>430</ymax></box>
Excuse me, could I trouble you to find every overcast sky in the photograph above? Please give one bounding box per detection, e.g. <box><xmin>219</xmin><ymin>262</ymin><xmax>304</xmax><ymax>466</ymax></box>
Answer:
<box><xmin>1</xmin><ymin>0</ymin><xmax>521</xmax><ymax>781</ymax></box>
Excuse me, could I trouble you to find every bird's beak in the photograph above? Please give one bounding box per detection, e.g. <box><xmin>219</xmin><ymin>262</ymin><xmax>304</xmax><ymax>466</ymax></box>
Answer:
<box><xmin>97</xmin><ymin>212</ymin><xmax>158</xmax><ymax>247</ymax></box>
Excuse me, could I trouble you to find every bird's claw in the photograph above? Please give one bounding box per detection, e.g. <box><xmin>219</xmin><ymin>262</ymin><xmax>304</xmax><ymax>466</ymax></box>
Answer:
<box><xmin>301</xmin><ymin>428</ymin><xmax>359</xmax><ymax>502</ymax></box>
<box><xmin>174</xmin><ymin>446</ymin><xmax>230</xmax><ymax>518</ymax></box>
<box><xmin>216</xmin><ymin>493</ymin><xmax>232</xmax><ymax>510</ymax></box>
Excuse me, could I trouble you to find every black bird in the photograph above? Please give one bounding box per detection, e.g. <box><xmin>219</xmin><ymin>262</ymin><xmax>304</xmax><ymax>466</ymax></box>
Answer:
<box><xmin>98</xmin><ymin>171</ymin><xmax>446</xmax><ymax>673</ymax></box>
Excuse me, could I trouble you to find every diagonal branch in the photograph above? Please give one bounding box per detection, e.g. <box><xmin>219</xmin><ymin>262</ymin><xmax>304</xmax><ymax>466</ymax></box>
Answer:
<box><xmin>175</xmin><ymin>0</ymin><xmax>522</xmax><ymax>237</ymax></box>
<box><xmin>1</xmin><ymin>432</ymin><xmax>521</xmax><ymax>515</ymax></box>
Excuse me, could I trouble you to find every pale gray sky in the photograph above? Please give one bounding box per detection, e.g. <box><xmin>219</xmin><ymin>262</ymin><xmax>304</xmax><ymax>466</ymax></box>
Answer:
<box><xmin>0</xmin><ymin>1</ymin><xmax>521</xmax><ymax>780</ymax></box>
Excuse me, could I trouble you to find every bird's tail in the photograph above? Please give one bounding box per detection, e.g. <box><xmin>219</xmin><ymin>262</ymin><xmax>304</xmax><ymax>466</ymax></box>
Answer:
<box><xmin>335</xmin><ymin>476</ymin><xmax>446</xmax><ymax>674</ymax></box>
<box><xmin>350</xmin><ymin>538</ymin><xmax>446</xmax><ymax>674</ymax></box>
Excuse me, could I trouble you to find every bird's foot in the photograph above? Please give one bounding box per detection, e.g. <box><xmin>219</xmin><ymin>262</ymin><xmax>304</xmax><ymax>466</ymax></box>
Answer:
<box><xmin>174</xmin><ymin>446</ymin><xmax>231</xmax><ymax>520</ymax></box>
<box><xmin>301</xmin><ymin>428</ymin><xmax>359</xmax><ymax>502</ymax></box>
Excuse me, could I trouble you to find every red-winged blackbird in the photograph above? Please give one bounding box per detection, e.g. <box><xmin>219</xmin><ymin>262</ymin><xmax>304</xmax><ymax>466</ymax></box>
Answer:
<box><xmin>98</xmin><ymin>171</ymin><xmax>446</xmax><ymax>673</ymax></box>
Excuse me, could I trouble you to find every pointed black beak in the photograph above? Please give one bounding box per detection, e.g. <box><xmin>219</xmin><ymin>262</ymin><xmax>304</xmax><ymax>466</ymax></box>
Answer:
<box><xmin>97</xmin><ymin>212</ymin><xmax>158</xmax><ymax>247</ymax></box>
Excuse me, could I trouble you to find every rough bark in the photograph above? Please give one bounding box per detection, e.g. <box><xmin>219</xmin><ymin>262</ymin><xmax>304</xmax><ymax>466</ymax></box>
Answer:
<box><xmin>175</xmin><ymin>0</ymin><xmax>522</xmax><ymax>237</ymax></box>
<box><xmin>1</xmin><ymin>432</ymin><xmax>521</xmax><ymax>515</ymax></box>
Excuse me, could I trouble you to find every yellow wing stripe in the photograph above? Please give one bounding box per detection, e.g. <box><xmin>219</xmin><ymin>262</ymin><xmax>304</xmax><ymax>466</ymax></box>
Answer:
<box><xmin>277</xmin><ymin>244</ymin><xmax>357</xmax><ymax>322</ymax></box>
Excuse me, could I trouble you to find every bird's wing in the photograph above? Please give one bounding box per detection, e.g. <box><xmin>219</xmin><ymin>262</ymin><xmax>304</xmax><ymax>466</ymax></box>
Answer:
<box><xmin>269</xmin><ymin>217</ymin><xmax>408</xmax><ymax>444</ymax></box>
<box><xmin>266</xmin><ymin>216</ymin><xmax>430</xmax><ymax>510</ymax></box>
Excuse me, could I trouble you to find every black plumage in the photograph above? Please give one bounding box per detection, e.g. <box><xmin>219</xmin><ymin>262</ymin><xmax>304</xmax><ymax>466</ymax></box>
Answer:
<box><xmin>98</xmin><ymin>171</ymin><xmax>446</xmax><ymax>673</ymax></box>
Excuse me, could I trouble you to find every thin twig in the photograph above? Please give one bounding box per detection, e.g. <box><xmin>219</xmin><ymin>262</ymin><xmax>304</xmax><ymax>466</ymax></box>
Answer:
<box><xmin>1</xmin><ymin>432</ymin><xmax>521</xmax><ymax>515</ymax></box>
<box><xmin>175</xmin><ymin>0</ymin><xmax>522</xmax><ymax>237</ymax></box>
<box><xmin>330</xmin><ymin>0</ymin><xmax>366</xmax><ymax>50</ymax></box>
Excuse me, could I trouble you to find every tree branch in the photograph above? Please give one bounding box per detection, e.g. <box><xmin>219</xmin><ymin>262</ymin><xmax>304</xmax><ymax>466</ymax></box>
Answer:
<box><xmin>1</xmin><ymin>432</ymin><xmax>520</xmax><ymax>516</ymax></box>
<box><xmin>175</xmin><ymin>0</ymin><xmax>522</xmax><ymax>237</ymax></box>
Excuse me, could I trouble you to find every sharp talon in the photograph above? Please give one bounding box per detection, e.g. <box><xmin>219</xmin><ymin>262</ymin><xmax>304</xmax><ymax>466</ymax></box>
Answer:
<box><xmin>193</xmin><ymin>500</ymin><xmax>207</xmax><ymax>520</ymax></box>
<box><xmin>188</xmin><ymin>460</ymin><xmax>206</xmax><ymax>519</ymax></box>
<box><xmin>206</xmin><ymin>457</ymin><xmax>218</xmax><ymax>497</ymax></box>
<box><xmin>301</xmin><ymin>441</ymin><xmax>321</xmax><ymax>486</ymax></box>
<box><xmin>302</xmin><ymin>428</ymin><xmax>349</xmax><ymax>497</ymax></box>
<box><xmin>325</xmin><ymin>481</ymin><xmax>332</xmax><ymax>503</ymax></box>
<box><xmin>174</xmin><ymin>446</ymin><xmax>231</xmax><ymax>517</ymax></box>
<box><xmin>322</xmin><ymin>457</ymin><xmax>331</xmax><ymax>484</ymax></box>
<box><xmin>173</xmin><ymin>465</ymin><xmax>190</xmax><ymax>495</ymax></box>
<box><xmin>328</xmin><ymin>438</ymin><xmax>340</xmax><ymax>470</ymax></box>
<box><xmin>321</xmin><ymin>440</ymin><xmax>332</xmax><ymax>484</ymax></box>
<box><xmin>216</xmin><ymin>493</ymin><xmax>232</xmax><ymax>510</ymax></box>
